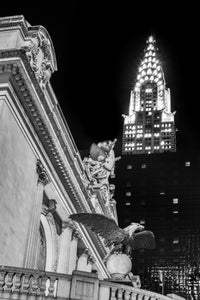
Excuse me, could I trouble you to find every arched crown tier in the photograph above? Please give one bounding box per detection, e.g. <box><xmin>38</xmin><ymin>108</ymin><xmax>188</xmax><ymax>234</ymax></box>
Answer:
<box><xmin>134</xmin><ymin>35</ymin><xmax>165</xmax><ymax>93</ymax></box>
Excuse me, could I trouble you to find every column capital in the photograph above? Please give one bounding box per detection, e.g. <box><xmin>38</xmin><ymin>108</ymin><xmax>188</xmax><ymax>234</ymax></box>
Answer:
<box><xmin>36</xmin><ymin>159</ymin><xmax>50</xmax><ymax>185</ymax></box>
<box><xmin>83</xmin><ymin>248</ymin><xmax>90</xmax><ymax>256</ymax></box>
<box><xmin>72</xmin><ymin>229</ymin><xmax>81</xmax><ymax>240</ymax></box>
<box><xmin>87</xmin><ymin>254</ymin><xmax>96</xmax><ymax>265</ymax></box>
<box><xmin>42</xmin><ymin>199</ymin><xmax>57</xmax><ymax>216</ymax></box>
<box><xmin>82</xmin><ymin>249</ymin><xmax>96</xmax><ymax>264</ymax></box>
<box><xmin>62</xmin><ymin>220</ymin><xmax>74</xmax><ymax>231</ymax></box>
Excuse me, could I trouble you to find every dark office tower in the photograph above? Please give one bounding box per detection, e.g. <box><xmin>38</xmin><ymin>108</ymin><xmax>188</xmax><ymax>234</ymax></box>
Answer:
<box><xmin>122</xmin><ymin>36</ymin><xmax>176</xmax><ymax>155</ymax></box>
<box><xmin>115</xmin><ymin>36</ymin><xmax>200</xmax><ymax>299</ymax></box>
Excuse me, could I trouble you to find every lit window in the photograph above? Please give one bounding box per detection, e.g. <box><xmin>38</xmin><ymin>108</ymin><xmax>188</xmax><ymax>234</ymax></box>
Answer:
<box><xmin>127</xmin><ymin>164</ymin><xmax>132</xmax><ymax>170</ymax></box>
<box><xmin>141</xmin><ymin>164</ymin><xmax>147</xmax><ymax>169</ymax></box>
<box><xmin>126</xmin><ymin>192</ymin><xmax>131</xmax><ymax>197</ymax></box>
<box><xmin>125</xmin><ymin>202</ymin><xmax>131</xmax><ymax>206</ymax></box>
<box><xmin>173</xmin><ymin>238</ymin><xmax>179</xmax><ymax>244</ymax></box>
<box><xmin>173</xmin><ymin>198</ymin><xmax>179</xmax><ymax>204</ymax></box>
<box><xmin>173</xmin><ymin>211</ymin><xmax>179</xmax><ymax>214</ymax></box>
<box><xmin>145</xmin><ymin>88</ymin><xmax>152</xmax><ymax>93</ymax></box>
<box><xmin>140</xmin><ymin>219</ymin><xmax>145</xmax><ymax>225</ymax></box>
<box><xmin>185</xmin><ymin>162</ymin><xmax>190</xmax><ymax>167</ymax></box>
<box><xmin>160</xmin><ymin>192</ymin><xmax>165</xmax><ymax>195</ymax></box>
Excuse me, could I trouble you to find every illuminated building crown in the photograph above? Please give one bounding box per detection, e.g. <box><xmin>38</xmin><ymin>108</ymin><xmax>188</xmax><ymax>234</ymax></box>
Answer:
<box><xmin>135</xmin><ymin>36</ymin><xmax>164</xmax><ymax>92</ymax></box>
<box><xmin>122</xmin><ymin>36</ymin><xmax>176</xmax><ymax>155</ymax></box>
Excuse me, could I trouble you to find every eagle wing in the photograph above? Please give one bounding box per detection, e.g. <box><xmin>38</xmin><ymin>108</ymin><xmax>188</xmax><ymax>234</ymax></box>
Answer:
<box><xmin>69</xmin><ymin>213</ymin><xmax>126</xmax><ymax>248</ymax></box>
<box><xmin>130</xmin><ymin>230</ymin><xmax>155</xmax><ymax>249</ymax></box>
<box><xmin>89</xmin><ymin>143</ymin><xmax>106</xmax><ymax>161</ymax></box>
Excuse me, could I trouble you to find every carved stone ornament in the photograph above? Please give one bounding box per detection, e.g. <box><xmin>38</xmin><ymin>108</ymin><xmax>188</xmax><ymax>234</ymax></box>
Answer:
<box><xmin>72</xmin><ymin>229</ymin><xmax>81</xmax><ymax>240</ymax></box>
<box><xmin>42</xmin><ymin>199</ymin><xmax>57</xmax><ymax>216</ymax></box>
<box><xmin>87</xmin><ymin>254</ymin><xmax>96</xmax><ymax>265</ymax></box>
<box><xmin>36</xmin><ymin>159</ymin><xmax>50</xmax><ymax>185</ymax></box>
<box><xmin>62</xmin><ymin>220</ymin><xmax>74</xmax><ymax>231</ymax></box>
<box><xmin>90</xmin><ymin>194</ymin><xmax>102</xmax><ymax>214</ymax></box>
<box><xmin>83</xmin><ymin>139</ymin><xmax>120</xmax><ymax>189</ymax></box>
<box><xmin>83</xmin><ymin>139</ymin><xmax>120</xmax><ymax>218</ymax></box>
<box><xmin>22</xmin><ymin>31</ymin><xmax>56</xmax><ymax>89</ymax></box>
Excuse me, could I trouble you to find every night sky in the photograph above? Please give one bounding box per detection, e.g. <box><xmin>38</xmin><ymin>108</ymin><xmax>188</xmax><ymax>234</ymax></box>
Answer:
<box><xmin>1</xmin><ymin>2</ymin><xmax>199</xmax><ymax>154</ymax></box>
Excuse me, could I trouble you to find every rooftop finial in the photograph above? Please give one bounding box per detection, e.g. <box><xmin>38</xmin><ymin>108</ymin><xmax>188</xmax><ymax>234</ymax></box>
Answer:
<box><xmin>147</xmin><ymin>35</ymin><xmax>155</xmax><ymax>44</ymax></box>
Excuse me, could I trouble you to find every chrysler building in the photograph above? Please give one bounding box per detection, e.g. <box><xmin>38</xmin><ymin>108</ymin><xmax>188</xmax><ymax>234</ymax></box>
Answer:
<box><xmin>122</xmin><ymin>36</ymin><xmax>176</xmax><ymax>154</ymax></box>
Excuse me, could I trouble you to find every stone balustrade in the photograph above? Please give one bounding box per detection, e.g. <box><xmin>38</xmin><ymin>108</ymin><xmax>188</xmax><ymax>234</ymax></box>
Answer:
<box><xmin>99</xmin><ymin>280</ymin><xmax>177</xmax><ymax>300</ymax></box>
<box><xmin>0</xmin><ymin>265</ymin><xmax>71</xmax><ymax>299</ymax></box>
<box><xmin>0</xmin><ymin>266</ymin><xmax>183</xmax><ymax>300</ymax></box>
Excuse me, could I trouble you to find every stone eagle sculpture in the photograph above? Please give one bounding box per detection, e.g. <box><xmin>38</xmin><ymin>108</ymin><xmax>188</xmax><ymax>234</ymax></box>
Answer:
<box><xmin>69</xmin><ymin>213</ymin><xmax>155</xmax><ymax>257</ymax></box>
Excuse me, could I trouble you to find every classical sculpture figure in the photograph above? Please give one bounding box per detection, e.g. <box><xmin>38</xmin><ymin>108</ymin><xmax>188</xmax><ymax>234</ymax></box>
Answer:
<box><xmin>83</xmin><ymin>139</ymin><xmax>120</xmax><ymax>218</ymax></box>
<box><xmin>83</xmin><ymin>138</ymin><xmax>121</xmax><ymax>188</ymax></box>
<box><xmin>74</xmin><ymin>139</ymin><xmax>155</xmax><ymax>278</ymax></box>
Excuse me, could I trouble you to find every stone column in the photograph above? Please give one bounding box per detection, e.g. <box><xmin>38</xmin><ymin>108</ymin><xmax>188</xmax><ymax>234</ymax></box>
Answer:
<box><xmin>57</xmin><ymin>221</ymin><xmax>74</xmax><ymax>274</ymax></box>
<box><xmin>24</xmin><ymin>159</ymin><xmax>50</xmax><ymax>268</ymax></box>
<box><xmin>68</xmin><ymin>230</ymin><xmax>80</xmax><ymax>274</ymax></box>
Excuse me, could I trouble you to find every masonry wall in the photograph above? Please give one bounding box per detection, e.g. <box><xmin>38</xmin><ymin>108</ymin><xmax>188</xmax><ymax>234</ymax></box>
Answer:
<box><xmin>0</xmin><ymin>97</ymin><xmax>37</xmax><ymax>267</ymax></box>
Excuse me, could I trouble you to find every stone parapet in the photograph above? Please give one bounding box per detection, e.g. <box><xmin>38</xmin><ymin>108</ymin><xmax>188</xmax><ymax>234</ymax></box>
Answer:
<box><xmin>0</xmin><ymin>266</ymin><xmax>184</xmax><ymax>300</ymax></box>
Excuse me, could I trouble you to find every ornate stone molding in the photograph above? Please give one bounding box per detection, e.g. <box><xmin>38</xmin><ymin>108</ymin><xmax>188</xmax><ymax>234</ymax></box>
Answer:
<box><xmin>72</xmin><ymin>230</ymin><xmax>81</xmax><ymax>241</ymax></box>
<box><xmin>0</xmin><ymin>60</ymin><xmax>90</xmax><ymax>214</ymax></box>
<box><xmin>0</xmin><ymin>15</ymin><xmax>57</xmax><ymax>89</ymax></box>
<box><xmin>36</xmin><ymin>159</ymin><xmax>50</xmax><ymax>185</ymax></box>
<box><xmin>87</xmin><ymin>254</ymin><xmax>96</xmax><ymax>265</ymax></box>
<box><xmin>81</xmin><ymin>248</ymin><xmax>96</xmax><ymax>265</ymax></box>
<box><xmin>22</xmin><ymin>31</ymin><xmax>55</xmax><ymax>89</ymax></box>
<box><xmin>0</xmin><ymin>43</ymin><xmax>108</xmax><ymax>262</ymax></box>
<box><xmin>62</xmin><ymin>220</ymin><xmax>74</xmax><ymax>232</ymax></box>
<box><xmin>42</xmin><ymin>200</ymin><xmax>57</xmax><ymax>217</ymax></box>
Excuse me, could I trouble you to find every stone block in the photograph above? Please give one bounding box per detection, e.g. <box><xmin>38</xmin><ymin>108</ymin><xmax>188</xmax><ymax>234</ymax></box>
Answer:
<box><xmin>70</xmin><ymin>270</ymin><xmax>99</xmax><ymax>300</ymax></box>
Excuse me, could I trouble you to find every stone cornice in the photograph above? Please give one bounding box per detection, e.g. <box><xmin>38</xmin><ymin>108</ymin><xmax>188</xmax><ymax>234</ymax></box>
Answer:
<box><xmin>0</xmin><ymin>49</ymin><xmax>106</xmax><ymax>259</ymax></box>
<box><xmin>0</xmin><ymin>15</ymin><xmax>28</xmax><ymax>34</ymax></box>
<box><xmin>0</xmin><ymin>15</ymin><xmax>57</xmax><ymax>71</ymax></box>
<box><xmin>0</xmin><ymin>51</ymin><xmax>86</xmax><ymax>204</ymax></box>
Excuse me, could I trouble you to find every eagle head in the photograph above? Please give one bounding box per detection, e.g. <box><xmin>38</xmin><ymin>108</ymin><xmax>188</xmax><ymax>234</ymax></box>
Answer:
<box><xmin>124</xmin><ymin>222</ymin><xmax>144</xmax><ymax>237</ymax></box>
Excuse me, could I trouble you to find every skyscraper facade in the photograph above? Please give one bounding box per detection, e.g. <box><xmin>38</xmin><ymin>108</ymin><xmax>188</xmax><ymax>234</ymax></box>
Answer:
<box><xmin>115</xmin><ymin>36</ymin><xmax>200</xmax><ymax>299</ymax></box>
<box><xmin>122</xmin><ymin>36</ymin><xmax>176</xmax><ymax>155</ymax></box>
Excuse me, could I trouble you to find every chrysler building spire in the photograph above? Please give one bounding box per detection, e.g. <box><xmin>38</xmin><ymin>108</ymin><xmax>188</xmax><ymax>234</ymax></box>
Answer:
<box><xmin>122</xmin><ymin>36</ymin><xmax>176</xmax><ymax>155</ymax></box>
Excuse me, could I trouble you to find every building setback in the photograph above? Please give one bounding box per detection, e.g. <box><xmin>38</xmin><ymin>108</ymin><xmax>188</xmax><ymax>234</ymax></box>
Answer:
<box><xmin>115</xmin><ymin>36</ymin><xmax>200</xmax><ymax>299</ymax></box>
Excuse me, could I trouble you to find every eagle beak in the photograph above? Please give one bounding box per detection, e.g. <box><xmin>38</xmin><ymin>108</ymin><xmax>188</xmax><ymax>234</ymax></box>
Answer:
<box><xmin>138</xmin><ymin>225</ymin><xmax>145</xmax><ymax>231</ymax></box>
